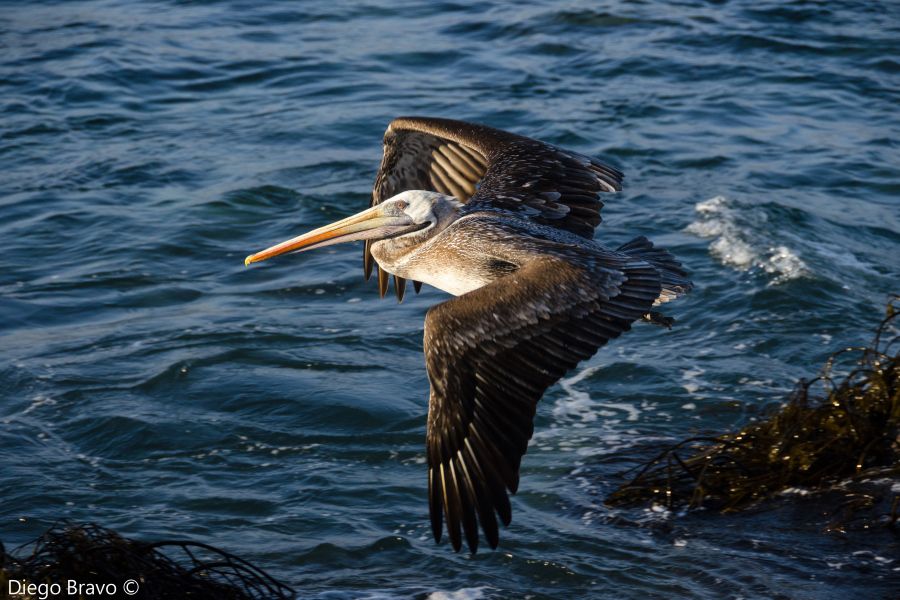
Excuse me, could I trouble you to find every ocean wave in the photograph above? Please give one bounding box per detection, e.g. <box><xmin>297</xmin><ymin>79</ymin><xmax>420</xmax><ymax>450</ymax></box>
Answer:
<box><xmin>686</xmin><ymin>195</ymin><xmax>809</xmax><ymax>284</ymax></box>
<box><xmin>534</xmin><ymin>365</ymin><xmax>673</xmax><ymax>458</ymax></box>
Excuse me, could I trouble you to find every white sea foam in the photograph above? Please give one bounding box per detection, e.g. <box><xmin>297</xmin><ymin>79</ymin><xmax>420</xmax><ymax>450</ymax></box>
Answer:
<box><xmin>22</xmin><ymin>394</ymin><xmax>57</xmax><ymax>415</ymax></box>
<box><xmin>851</xmin><ymin>550</ymin><xmax>894</xmax><ymax>565</ymax></box>
<box><xmin>780</xmin><ymin>487</ymin><xmax>812</xmax><ymax>496</ymax></box>
<box><xmin>639</xmin><ymin>502</ymin><xmax>673</xmax><ymax>522</ymax></box>
<box><xmin>554</xmin><ymin>366</ymin><xmax>641</xmax><ymax>422</ymax></box>
<box><xmin>535</xmin><ymin>365</ymin><xmax>671</xmax><ymax>457</ymax></box>
<box><xmin>428</xmin><ymin>587</ymin><xmax>491</xmax><ymax>600</ymax></box>
<box><xmin>686</xmin><ymin>195</ymin><xmax>809</xmax><ymax>283</ymax></box>
<box><xmin>681</xmin><ymin>366</ymin><xmax>705</xmax><ymax>395</ymax></box>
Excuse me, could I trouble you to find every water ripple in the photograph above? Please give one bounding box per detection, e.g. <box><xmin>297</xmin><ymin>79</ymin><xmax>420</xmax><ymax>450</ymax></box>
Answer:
<box><xmin>2</xmin><ymin>0</ymin><xmax>898</xmax><ymax>597</ymax></box>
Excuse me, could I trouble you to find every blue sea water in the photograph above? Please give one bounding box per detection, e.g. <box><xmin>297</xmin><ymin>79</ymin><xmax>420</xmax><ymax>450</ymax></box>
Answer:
<box><xmin>1</xmin><ymin>0</ymin><xmax>899</xmax><ymax>598</ymax></box>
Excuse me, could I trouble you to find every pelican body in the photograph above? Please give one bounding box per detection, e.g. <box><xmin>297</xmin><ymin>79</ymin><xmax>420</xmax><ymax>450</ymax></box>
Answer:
<box><xmin>245</xmin><ymin>117</ymin><xmax>692</xmax><ymax>554</ymax></box>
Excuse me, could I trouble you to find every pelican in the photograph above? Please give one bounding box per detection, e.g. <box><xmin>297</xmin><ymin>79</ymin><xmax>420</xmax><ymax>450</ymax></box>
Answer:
<box><xmin>244</xmin><ymin>117</ymin><xmax>692</xmax><ymax>553</ymax></box>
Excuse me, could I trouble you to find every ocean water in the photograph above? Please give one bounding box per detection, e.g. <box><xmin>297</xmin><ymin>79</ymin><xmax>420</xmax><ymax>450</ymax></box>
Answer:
<box><xmin>1</xmin><ymin>1</ymin><xmax>899</xmax><ymax>598</ymax></box>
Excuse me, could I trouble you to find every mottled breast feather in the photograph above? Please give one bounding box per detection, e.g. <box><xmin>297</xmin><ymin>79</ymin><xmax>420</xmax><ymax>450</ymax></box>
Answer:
<box><xmin>366</xmin><ymin>116</ymin><xmax>624</xmax><ymax>300</ymax></box>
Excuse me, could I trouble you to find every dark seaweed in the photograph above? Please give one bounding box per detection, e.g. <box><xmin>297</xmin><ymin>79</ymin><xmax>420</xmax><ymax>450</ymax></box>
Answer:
<box><xmin>607</xmin><ymin>297</ymin><xmax>900</xmax><ymax>523</ymax></box>
<box><xmin>0</xmin><ymin>521</ymin><xmax>294</xmax><ymax>599</ymax></box>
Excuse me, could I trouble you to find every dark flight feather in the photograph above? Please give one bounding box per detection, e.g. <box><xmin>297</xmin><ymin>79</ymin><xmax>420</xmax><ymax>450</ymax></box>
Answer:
<box><xmin>423</xmin><ymin>252</ymin><xmax>661</xmax><ymax>552</ymax></box>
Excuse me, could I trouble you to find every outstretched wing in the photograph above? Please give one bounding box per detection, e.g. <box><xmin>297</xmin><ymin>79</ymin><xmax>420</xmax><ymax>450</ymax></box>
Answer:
<box><xmin>367</xmin><ymin>116</ymin><xmax>624</xmax><ymax>300</ymax></box>
<box><xmin>423</xmin><ymin>254</ymin><xmax>660</xmax><ymax>553</ymax></box>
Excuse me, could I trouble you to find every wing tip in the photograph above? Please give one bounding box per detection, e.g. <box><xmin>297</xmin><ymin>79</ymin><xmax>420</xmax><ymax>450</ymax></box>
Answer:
<box><xmin>591</xmin><ymin>161</ymin><xmax>624</xmax><ymax>193</ymax></box>
<box><xmin>428</xmin><ymin>466</ymin><xmax>444</xmax><ymax>545</ymax></box>
<box><xmin>395</xmin><ymin>275</ymin><xmax>406</xmax><ymax>302</ymax></box>
<box><xmin>363</xmin><ymin>242</ymin><xmax>374</xmax><ymax>281</ymax></box>
<box><xmin>377</xmin><ymin>267</ymin><xmax>389</xmax><ymax>298</ymax></box>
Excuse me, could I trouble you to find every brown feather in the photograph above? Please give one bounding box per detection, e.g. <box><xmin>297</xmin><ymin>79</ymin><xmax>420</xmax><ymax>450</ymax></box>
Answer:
<box><xmin>423</xmin><ymin>253</ymin><xmax>663</xmax><ymax>552</ymax></box>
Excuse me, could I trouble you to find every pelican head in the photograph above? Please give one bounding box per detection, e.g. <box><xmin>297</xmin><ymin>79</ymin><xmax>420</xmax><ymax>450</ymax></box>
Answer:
<box><xmin>244</xmin><ymin>190</ymin><xmax>461</xmax><ymax>266</ymax></box>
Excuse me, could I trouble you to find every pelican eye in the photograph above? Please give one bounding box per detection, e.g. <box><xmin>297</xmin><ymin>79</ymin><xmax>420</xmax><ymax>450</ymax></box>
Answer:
<box><xmin>394</xmin><ymin>200</ymin><xmax>408</xmax><ymax>211</ymax></box>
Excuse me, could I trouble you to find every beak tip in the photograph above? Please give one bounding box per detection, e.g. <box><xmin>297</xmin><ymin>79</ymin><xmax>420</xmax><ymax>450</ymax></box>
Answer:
<box><xmin>244</xmin><ymin>255</ymin><xmax>254</xmax><ymax>267</ymax></box>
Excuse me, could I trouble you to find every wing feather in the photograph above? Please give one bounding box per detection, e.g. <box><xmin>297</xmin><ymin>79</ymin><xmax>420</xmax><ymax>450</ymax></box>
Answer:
<box><xmin>367</xmin><ymin>117</ymin><xmax>623</xmax><ymax>300</ymax></box>
<box><xmin>424</xmin><ymin>254</ymin><xmax>661</xmax><ymax>552</ymax></box>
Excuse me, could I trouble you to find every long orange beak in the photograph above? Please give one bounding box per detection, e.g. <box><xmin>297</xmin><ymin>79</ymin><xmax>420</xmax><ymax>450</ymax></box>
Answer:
<box><xmin>244</xmin><ymin>204</ymin><xmax>413</xmax><ymax>266</ymax></box>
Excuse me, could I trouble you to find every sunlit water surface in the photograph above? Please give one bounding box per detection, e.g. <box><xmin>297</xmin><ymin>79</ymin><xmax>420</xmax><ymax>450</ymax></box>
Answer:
<box><xmin>2</xmin><ymin>1</ymin><xmax>899</xmax><ymax>598</ymax></box>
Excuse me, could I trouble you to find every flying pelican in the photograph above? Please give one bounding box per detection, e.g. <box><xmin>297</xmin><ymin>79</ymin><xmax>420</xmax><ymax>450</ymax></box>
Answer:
<box><xmin>244</xmin><ymin>117</ymin><xmax>692</xmax><ymax>553</ymax></box>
